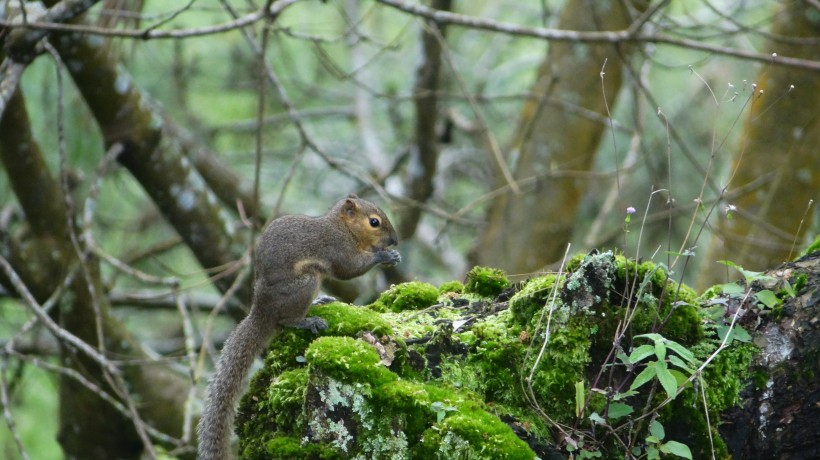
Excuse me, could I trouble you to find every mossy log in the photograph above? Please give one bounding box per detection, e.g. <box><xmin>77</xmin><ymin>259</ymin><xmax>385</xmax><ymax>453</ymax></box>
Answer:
<box><xmin>233</xmin><ymin>250</ymin><xmax>819</xmax><ymax>459</ymax></box>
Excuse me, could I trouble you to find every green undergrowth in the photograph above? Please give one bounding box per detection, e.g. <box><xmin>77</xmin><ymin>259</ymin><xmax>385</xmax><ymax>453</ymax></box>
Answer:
<box><xmin>236</xmin><ymin>251</ymin><xmax>773</xmax><ymax>459</ymax></box>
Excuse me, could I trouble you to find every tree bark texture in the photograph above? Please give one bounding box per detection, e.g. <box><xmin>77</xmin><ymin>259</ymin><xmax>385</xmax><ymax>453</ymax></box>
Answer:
<box><xmin>700</xmin><ymin>1</ymin><xmax>820</xmax><ymax>286</ymax></box>
<box><xmin>472</xmin><ymin>0</ymin><xmax>647</xmax><ymax>275</ymax></box>
<box><xmin>720</xmin><ymin>251</ymin><xmax>820</xmax><ymax>459</ymax></box>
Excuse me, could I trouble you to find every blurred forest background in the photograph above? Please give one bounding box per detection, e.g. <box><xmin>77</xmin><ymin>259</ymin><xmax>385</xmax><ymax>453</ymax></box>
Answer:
<box><xmin>0</xmin><ymin>0</ymin><xmax>817</xmax><ymax>458</ymax></box>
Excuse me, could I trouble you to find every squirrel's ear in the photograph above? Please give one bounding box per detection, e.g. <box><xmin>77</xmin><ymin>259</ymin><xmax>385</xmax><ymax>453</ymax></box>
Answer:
<box><xmin>347</xmin><ymin>193</ymin><xmax>359</xmax><ymax>199</ymax></box>
<box><xmin>342</xmin><ymin>197</ymin><xmax>359</xmax><ymax>216</ymax></box>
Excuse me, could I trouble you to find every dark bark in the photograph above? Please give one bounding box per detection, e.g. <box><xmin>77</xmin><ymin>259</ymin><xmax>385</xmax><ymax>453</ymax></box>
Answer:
<box><xmin>720</xmin><ymin>251</ymin><xmax>820</xmax><ymax>459</ymax></box>
<box><xmin>397</xmin><ymin>0</ymin><xmax>453</xmax><ymax>240</ymax></box>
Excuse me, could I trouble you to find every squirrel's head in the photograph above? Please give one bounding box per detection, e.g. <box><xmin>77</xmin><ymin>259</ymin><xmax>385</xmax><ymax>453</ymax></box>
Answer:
<box><xmin>336</xmin><ymin>194</ymin><xmax>398</xmax><ymax>252</ymax></box>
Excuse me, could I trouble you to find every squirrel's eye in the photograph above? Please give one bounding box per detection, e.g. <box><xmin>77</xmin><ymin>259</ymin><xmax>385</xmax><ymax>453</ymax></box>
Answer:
<box><xmin>369</xmin><ymin>217</ymin><xmax>381</xmax><ymax>228</ymax></box>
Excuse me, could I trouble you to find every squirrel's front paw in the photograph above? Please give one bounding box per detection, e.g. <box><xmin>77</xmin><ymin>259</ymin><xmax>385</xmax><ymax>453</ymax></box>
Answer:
<box><xmin>378</xmin><ymin>249</ymin><xmax>401</xmax><ymax>267</ymax></box>
<box><xmin>292</xmin><ymin>316</ymin><xmax>329</xmax><ymax>334</ymax></box>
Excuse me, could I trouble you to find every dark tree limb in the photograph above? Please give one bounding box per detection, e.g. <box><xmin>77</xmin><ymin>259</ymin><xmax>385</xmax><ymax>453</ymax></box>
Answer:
<box><xmin>397</xmin><ymin>0</ymin><xmax>452</xmax><ymax>240</ymax></box>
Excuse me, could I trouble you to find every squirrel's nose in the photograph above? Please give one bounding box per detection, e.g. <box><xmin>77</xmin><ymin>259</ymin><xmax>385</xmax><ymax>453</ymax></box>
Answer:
<box><xmin>388</xmin><ymin>235</ymin><xmax>398</xmax><ymax>247</ymax></box>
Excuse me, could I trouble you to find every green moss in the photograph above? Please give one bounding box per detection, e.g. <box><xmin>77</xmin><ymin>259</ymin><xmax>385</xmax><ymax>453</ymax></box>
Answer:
<box><xmin>308</xmin><ymin>301</ymin><xmax>393</xmax><ymax>336</ymax></box>
<box><xmin>439</xmin><ymin>280</ymin><xmax>465</xmax><ymax>294</ymax></box>
<box><xmin>305</xmin><ymin>336</ymin><xmax>397</xmax><ymax>386</ymax></box>
<box><xmin>527</xmin><ymin>317</ymin><xmax>594</xmax><ymax>423</ymax></box>
<box><xmin>370</xmin><ymin>281</ymin><xmax>439</xmax><ymax>312</ymax></box>
<box><xmin>702</xmin><ymin>342</ymin><xmax>758</xmax><ymax>411</ymax></box>
<box><xmin>267</xmin><ymin>369</ymin><xmax>310</xmax><ymax>428</ymax></box>
<box><xmin>265</xmin><ymin>436</ymin><xmax>342</xmax><ymax>460</ymax></box>
<box><xmin>800</xmin><ymin>233</ymin><xmax>820</xmax><ymax>256</ymax></box>
<box><xmin>612</xmin><ymin>255</ymin><xmax>703</xmax><ymax>345</ymax></box>
<box><xmin>415</xmin><ymin>402</ymin><xmax>536</xmax><ymax>460</ymax></box>
<box><xmin>508</xmin><ymin>274</ymin><xmax>558</xmax><ymax>328</ymax></box>
<box><xmin>236</xmin><ymin>329</ymin><xmax>316</xmax><ymax>455</ymax></box>
<box><xmin>373</xmin><ymin>380</ymin><xmax>434</xmax><ymax>443</ymax></box>
<box><xmin>464</xmin><ymin>266</ymin><xmax>511</xmax><ymax>298</ymax></box>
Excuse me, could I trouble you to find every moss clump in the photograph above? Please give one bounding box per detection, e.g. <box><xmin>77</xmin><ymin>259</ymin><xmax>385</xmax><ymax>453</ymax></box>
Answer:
<box><xmin>308</xmin><ymin>302</ymin><xmax>393</xmax><ymax>336</ymax></box>
<box><xmin>464</xmin><ymin>266</ymin><xmax>511</xmax><ymax>298</ymax></box>
<box><xmin>612</xmin><ymin>255</ymin><xmax>703</xmax><ymax>345</ymax></box>
<box><xmin>372</xmin><ymin>379</ymin><xmax>435</xmax><ymax>447</ymax></box>
<box><xmin>237</xmin><ymin>369</ymin><xmax>311</xmax><ymax>459</ymax></box>
<box><xmin>414</xmin><ymin>397</ymin><xmax>535</xmax><ymax>460</ymax></box>
<box><xmin>264</xmin><ymin>436</ymin><xmax>342</xmax><ymax>460</ymax></box>
<box><xmin>305</xmin><ymin>336</ymin><xmax>396</xmax><ymax>386</ymax></box>
<box><xmin>508</xmin><ymin>275</ymin><xmax>559</xmax><ymax>328</ymax></box>
<box><xmin>370</xmin><ymin>281</ymin><xmax>439</xmax><ymax>312</ymax></box>
<box><xmin>237</xmin><ymin>330</ymin><xmax>316</xmax><ymax>457</ymax></box>
<box><xmin>800</xmin><ymin>233</ymin><xmax>820</xmax><ymax>256</ymax></box>
<box><xmin>267</xmin><ymin>369</ymin><xmax>310</xmax><ymax>428</ymax></box>
<box><xmin>439</xmin><ymin>280</ymin><xmax>464</xmax><ymax>294</ymax></box>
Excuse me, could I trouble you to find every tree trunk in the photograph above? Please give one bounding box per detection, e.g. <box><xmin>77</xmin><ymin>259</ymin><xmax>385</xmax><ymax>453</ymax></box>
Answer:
<box><xmin>471</xmin><ymin>0</ymin><xmax>647</xmax><ymax>275</ymax></box>
<box><xmin>699</xmin><ymin>1</ymin><xmax>820</xmax><ymax>287</ymax></box>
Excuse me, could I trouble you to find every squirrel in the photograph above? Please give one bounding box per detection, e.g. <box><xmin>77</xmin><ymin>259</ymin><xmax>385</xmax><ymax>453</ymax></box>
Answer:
<box><xmin>197</xmin><ymin>195</ymin><xmax>400</xmax><ymax>460</ymax></box>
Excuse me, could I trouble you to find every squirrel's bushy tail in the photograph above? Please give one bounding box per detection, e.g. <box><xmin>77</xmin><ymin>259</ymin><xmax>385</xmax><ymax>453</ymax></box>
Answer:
<box><xmin>197</xmin><ymin>311</ymin><xmax>278</xmax><ymax>460</ymax></box>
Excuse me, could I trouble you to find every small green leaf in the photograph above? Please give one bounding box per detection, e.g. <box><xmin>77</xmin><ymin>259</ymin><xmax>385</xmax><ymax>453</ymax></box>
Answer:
<box><xmin>718</xmin><ymin>325</ymin><xmax>752</xmax><ymax>344</ymax></box>
<box><xmin>718</xmin><ymin>283</ymin><xmax>745</xmax><ymax>296</ymax></box>
<box><xmin>732</xmin><ymin>325</ymin><xmax>752</xmax><ymax>342</ymax></box>
<box><xmin>628</xmin><ymin>344</ymin><xmax>656</xmax><ymax>364</ymax></box>
<box><xmin>782</xmin><ymin>280</ymin><xmax>796</xmax><ymax>298</ymax></box>
<box><xmin>607</xmin><ymin>402</ymin><xmax>633</xmax><ymax>420</ymax></box>
<box><xmin>656</xmin><ymin>361</ymin><xmax>678</xmax><ymax>399</ymax></box>
<box><xmin>649</xmin><ymin>420</ymin><xmax>665</xmax><ymax>440</ymax></box>
<box><xmin>661</xmin><ymin>440</ymin><xmax>692</xmax><ymax>459</ymax></box>
<box><xmin>655</xmin><ymin>340</ymin><xmax>667</xmax><ymax>361</ymax></box>
<box><xmin>634</xmin><ymin>333</ymin><xmax>664</xmax><ymax>342</ymax></box>
<box><xmin>629</xmin><ymin>365</ymin><xmax>657</xmax><ymax>392</ymax></box>
<box><xmin>669</xmin><ymin>369</ymin><xmax>692</xmax><ymax>389</ymax></box>
<box><xmin>612</xmin><ymin>390</ymin><xmax>638</xmax><ymax>400</ymax></box>
<box><xmin>575</xmin><ymin>381</ymin><xmax>585</xmax><ymax>417</ymax></box>
<box><xmin>665</xmin><ymin>340</ymin><xmax>696</xmax><ymax>364</ymax></box>
<box><xmin>755</xmin><ymin>290</ymin><xmax>779</xmax><ymax>309</ymax></box>
<box><xmin>668</xmin><ymin>355</ymin><xmax>693</xmax><ymax>375</ymax></box>
<box><xmin>589</xmin><ymin>412</ymin><xmax>605</xmax><ymax>424</ymax></box>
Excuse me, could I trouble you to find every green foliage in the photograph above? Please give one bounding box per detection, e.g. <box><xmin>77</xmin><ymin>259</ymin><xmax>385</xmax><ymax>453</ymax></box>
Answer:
<box><xmin>370</xmin><ymin>281</ymin><xmax>439</xmax><ymax>313</ymax></box>
<box><xmin>464</xmin><ymin>266</ymin><xmax>511</xmax><ymax>298</ymax></box>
